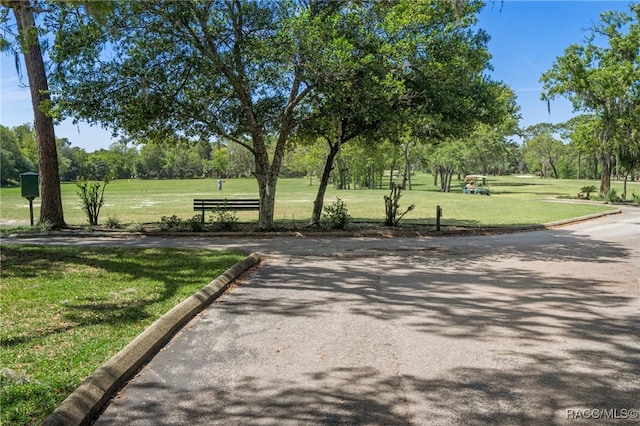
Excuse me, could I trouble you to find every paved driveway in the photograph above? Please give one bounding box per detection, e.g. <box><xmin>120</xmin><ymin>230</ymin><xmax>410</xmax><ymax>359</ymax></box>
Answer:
<box><xmin>9</xmin><ymin>209</ymin><xmax>640</xmax><ymax>424</ymax></box>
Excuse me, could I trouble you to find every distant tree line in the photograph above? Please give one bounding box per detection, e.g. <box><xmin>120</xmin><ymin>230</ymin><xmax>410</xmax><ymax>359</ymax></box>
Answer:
<box><xmin>4</xmin><ymin>118</ymin><xmax>636</xmax><ymax>189</ymax></box>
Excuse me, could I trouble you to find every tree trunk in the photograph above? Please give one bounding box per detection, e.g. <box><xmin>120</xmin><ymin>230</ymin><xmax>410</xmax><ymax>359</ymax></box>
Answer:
<box><xmin>310</xmin><ymin>141</ymin><xmax>341</xmax><ymax>226</ymax></box>
<box><xmin>577</xmin><ymin>151</ymin><xmax>581</xmax><ymax>180</ymax></box>
<box><xmin>389</xmin><ymin>154</ymin><xmax>396</xmax><ymax>189</ymax></box>
<box><xmin>254</xmin><ymin>160</ymin><xmax>278</xmax><ymax>230</ymax></box>
<box><xmin>401</xmin><ymin>142</ymin><xmax>412</xmax><ymax>190</ymax></box>
<box><xmin>13</xmin><ymin>1</ymin><xmax>65</xmax><ymax>229</ymax></box>
<box><xmin>549</xmin><ymin>158</ymin><xmax>559</xmax><ymax>179</ymax></box>
<box><xmin>369</xmin><ymin>163</ymin><xmax>375</xmax><ymax>190</ymax></box>
<box><xmin>352</xmin><ymin>167</ymin><xmax>357</xmax><ymax>190</ymax></box>
<box><xmin>600</xmin><ymin>154</ymin><xmax>612</xmax><ymax>194</ymax></box>
<box><xmin>335</xmin><ymin>157</ymin><xmax>348</xmax><ymax>190</ymax></box>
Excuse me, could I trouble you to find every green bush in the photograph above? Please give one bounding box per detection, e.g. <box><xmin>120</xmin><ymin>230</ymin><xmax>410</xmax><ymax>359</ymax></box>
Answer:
<box><xmin>160</xmin><ymin>214</ymin><xmax>205</xmax><ymax>232</ymax></box>
<box><xmin>186</xmin><ymin>215</ymin><xmax>204</xmax><ymax>232</ymax></box>
<box><xmin>126</xmin><ymin>222</ymin><xmax>144</xmax><ymax>232</ymax></box>
<box><xmin>106</xmin><ymin>215</ymin><xmax>121</xmax><ymax>229</ymax></box>
<box><xmin>37</xmin><ymin>220</ymin><xmax>52</xmax><ymax>232</ymax></box>
<box><xmin>602</xmin><ymin>188</ymin><xmax>620</xmax><ymax>203</ymax></box>
<box><xmin>159</xmin><ymin>214</ymin><xmax>183</xmax><ymax>231</ymax></box>
<box><xmin>322</xmin><ymin>197</ymin><xmax>351</xmax><ymax>230</ymax></box>
<box><xmin>579</xmin><ymin>185</ymin><xmax>597</xmax><ymax>200</ymax></box>
<box><xmin>76</xmin><ymin>176</ymin><xmax>110</xmax><ymax>226</ymax></box>
<box><xmin>212</xmin><ymin>209</ymin><xmax>238</xmax><ymax>231</ymax></box>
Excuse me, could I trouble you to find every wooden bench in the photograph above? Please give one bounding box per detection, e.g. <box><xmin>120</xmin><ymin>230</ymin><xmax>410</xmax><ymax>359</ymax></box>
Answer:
<box><xmin>193</xmin><ymin>198</ymin><xmax>260</xmax><ymax>224</ymax></box>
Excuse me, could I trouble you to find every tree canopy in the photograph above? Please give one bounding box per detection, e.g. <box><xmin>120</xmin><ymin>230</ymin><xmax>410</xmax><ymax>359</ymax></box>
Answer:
<box><xmin>49</xmin><ymin>0</ymin><xmax>519</xmax><ymax>228</ymax></box>
<box><xmin>541</xmin><ymin>3</ymin><xmax>640</xmax><ymax>193</ymax></box>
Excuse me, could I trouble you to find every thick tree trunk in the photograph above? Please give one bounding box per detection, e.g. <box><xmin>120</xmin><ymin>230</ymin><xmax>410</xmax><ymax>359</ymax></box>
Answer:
<box><xmin>600</xmin><ymin>154</ymin><xmax>612</xmax><ymax>194</ymax></box>
<box><xmin>254</xmin><ymin>160</ymin><xmax>277</xmax><ymax>230</ymax></box>
<box><xmin>13</xmin><ymin>1</ymin><xmax>66</xmax><ymax>229</ymax></box>
<box><xmin>549</xmin><ymin>159</ymin><xmax>559</xmax><ymax>179</ymax></box>
<box><xmin>245</xmin><ymin>74</ymin><xmax>302</xmax><ymax>229</ymax></box>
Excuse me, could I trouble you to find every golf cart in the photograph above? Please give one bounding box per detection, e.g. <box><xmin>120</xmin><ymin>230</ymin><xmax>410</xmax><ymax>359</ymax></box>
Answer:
<box><xmin>462</xmin><ymin>175</ymin><xmax>490</xmax><ymax>195</ymax></box>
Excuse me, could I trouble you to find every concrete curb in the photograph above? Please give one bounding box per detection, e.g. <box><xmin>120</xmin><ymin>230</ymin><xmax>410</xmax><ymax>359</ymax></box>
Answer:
<box><xmin>42</xmin><ymin>252</ymin><xmax>262</xmax><ymax>426</ymax></box>
<box><xmin>543</xmin><ymin>207</ymin><xmax>622</xmax><ymax>228</ymax></box>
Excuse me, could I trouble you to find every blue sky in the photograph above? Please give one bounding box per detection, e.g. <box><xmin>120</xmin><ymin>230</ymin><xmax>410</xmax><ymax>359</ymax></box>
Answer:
<box><xmin>480</xmin><ymin>0</ymin><xmax>637</xmax><ymax>131</ymax></box>
<box><xmin>0</xmin><ymin>0</ymin><xmax>637</xmax><ymax>152</ymax></box>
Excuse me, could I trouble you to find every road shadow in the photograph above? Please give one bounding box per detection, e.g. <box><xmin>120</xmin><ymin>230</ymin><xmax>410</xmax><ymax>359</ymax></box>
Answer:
<box><xmin>179</xmin><ymin>228</ymin><xmax>636</xmax><ymax>423</ymax></box>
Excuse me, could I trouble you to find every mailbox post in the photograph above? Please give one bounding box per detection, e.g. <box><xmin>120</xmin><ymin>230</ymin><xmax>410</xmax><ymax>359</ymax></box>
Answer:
<box><xmin>20</xmin><ymin>172</ymin><xmax>39</xmax><ymax>226</ymax></box>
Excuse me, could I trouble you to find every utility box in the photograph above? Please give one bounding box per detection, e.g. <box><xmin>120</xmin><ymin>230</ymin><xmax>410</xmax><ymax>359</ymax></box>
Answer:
<box><xmin>20</xmin><ymin>172</ymin><xmax>39</xmax><ymax>199</ymax></box>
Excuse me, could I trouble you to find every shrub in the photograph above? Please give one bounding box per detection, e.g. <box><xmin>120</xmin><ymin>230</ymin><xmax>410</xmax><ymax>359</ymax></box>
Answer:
<box><xmin>602</xmin><ymin>188</ymin><xmax>620</xmax><ymax>203</ymax></box>
<box><xmin>322</xmin><ymin>197</ymin><xmax>351</xmax><ymax>230</ymax></box>
<box><xmin>159</xmin><ymin>215</ymin><xmax>183</xmax><ymax>231</ymax></box>
<box><xmin>126</xmin><ymin>222</ymin><xmax>144</xmax><ymax>232</ymax></box>
<box><xmin>106</xmin><ymin>215</ymin><xmax>121</xmax><ymax>229</ymax></box>
<box><xmin>384</xmin><ymin>183</ymin><xmax>415</xmax><ymax>227</ymax></box>
<box><xmin>579</xmin><ymin>185</ymin><xmax>597</xmax><ymax>200</ymax></box>
<box><xmin>212</xmin><ymin>209</ymin><xmax>238</xmax><ymax>231</ymax></box>
<box><xmin>37</xmin><ymin>220</ymin><xmax>52</xmax><ymax>232</ymax></box>
<box><xmin>186</xmin><ymin>215</ymin><xmax>204</xmax><ymax>232</ymax></box>
<box><xmin>76</xmin><ymin>176</ymin><xmax>111</xmax><ymax>226</ymax></box>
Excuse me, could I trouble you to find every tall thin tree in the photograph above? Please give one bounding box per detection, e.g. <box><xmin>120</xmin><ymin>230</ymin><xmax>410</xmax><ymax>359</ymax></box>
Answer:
<box><xmin>4</xmin><ymin>0</ymin><xmax>65</xmax><ymax>228</ymax></box>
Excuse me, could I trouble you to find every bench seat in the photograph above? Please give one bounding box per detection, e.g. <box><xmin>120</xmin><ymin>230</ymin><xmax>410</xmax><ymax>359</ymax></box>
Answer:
<box><xmin>193</xmin><ymin>198</ymin><xmax>260</xmax><ymax>224</ymax></box>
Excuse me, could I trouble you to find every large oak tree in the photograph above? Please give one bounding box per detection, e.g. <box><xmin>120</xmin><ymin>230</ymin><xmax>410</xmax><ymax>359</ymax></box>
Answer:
<box><xmin>52</xmin><ymin>0</ymin><xmax>518</xmax><ymax>228</ymax></box>
<box><xmin>53</xmin><ymin>0</ymin><xmax>323</xmax><ymax>229</ymax></box>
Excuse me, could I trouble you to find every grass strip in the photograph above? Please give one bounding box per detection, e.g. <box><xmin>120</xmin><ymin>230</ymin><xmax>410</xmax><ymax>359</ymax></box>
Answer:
<box><xmin>0</xmin><ymin>245</ymin><xmax>245</xmax><ymax>425</ymax></box>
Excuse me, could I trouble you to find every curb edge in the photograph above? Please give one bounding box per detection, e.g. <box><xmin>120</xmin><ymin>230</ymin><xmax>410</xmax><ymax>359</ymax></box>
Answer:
<box><xmin>42</xmin><ymin>252</ymin><xmax>262</xmax><ymax>426</ymax></box>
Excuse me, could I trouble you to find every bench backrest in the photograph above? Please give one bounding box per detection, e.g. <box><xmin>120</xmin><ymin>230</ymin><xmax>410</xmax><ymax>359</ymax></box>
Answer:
<box><xmin>193</xmin><ymin>198</ymin><xmax>260</xmax><ymax>211</ymax></box>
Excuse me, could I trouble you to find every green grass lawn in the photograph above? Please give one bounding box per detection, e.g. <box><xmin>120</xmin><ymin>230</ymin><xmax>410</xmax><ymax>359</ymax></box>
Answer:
<box><xmin>0</xmin><ymin>246</ymin><xmax>245</xmax><ymax>425</ymax></box>
<box><xmin>0</xmin><ymin>174</ymin><xmax>633</xmax><ymax>229</ymax></box>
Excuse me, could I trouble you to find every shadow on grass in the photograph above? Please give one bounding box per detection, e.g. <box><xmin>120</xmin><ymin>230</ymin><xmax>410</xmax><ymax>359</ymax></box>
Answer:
<box><xmin>1</xmin><ymin>246</ymin><xmax>241</xmax><ymax>347</ymax></box>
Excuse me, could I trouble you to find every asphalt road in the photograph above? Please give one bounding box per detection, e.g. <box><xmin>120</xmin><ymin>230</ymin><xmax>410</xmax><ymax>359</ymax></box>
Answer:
<box><xmin>7</xmin><ymin>208</ymin><xmax>640</xmax><ymax>425</ymax></box>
